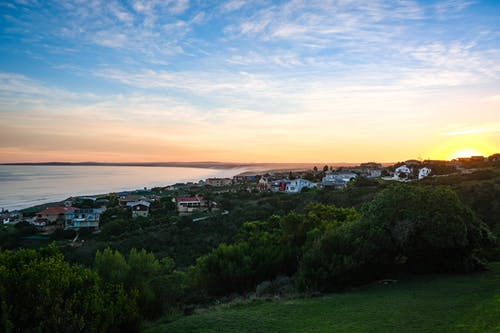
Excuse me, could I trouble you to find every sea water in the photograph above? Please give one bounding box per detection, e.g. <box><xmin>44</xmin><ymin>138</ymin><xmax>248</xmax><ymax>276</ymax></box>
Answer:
<box><xmin>0</xmin><ymin>165</ymin><xmax>244</xmax><ymax>211</ymax></box>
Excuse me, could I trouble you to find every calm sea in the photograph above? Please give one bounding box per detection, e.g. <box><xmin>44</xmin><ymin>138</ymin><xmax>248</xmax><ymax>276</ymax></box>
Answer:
<box><xmin>0</xmin><ymin>165</ymin><xmax>245</xmax><ymax>211</ymax></box>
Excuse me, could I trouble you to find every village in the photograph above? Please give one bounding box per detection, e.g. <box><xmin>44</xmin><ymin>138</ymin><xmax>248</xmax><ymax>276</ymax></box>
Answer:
<box><xmin>1</xmin><ymin>154</ymin><xmax>498</xmax><ymax>235</ymax></box>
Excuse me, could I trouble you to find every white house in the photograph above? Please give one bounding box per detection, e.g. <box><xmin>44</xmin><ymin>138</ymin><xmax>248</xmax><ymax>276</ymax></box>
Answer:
<box><xmin>175</xmin><ymin>196</ymin><xmax>209</xmax><ymax>215</ymax></box>
<box><xmin>393</xmin><ymin>165</ymin><xmax>411</xmax><ymax>180</ymax></box>
<box><xmin>418</xmin><ymin>167</ymin><xmax>432</xmax><ymax>180</ymax></box>
<box><xmin>285</xmin><ymin>179</ymin><xmax>316</xmax><ymax>193</ymax></box>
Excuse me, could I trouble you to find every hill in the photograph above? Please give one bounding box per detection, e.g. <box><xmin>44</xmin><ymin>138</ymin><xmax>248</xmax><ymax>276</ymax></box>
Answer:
<box><xmin>145</xmin><ymin>262</ymin><xmax>500</xmax><ymax>333</ymax></box>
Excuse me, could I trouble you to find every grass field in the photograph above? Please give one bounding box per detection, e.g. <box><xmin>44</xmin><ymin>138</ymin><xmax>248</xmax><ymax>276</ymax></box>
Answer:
<box><xmin>145</xmin><ymin>262</ymin><xmax>500</xmax><ymax>333</ymax></box>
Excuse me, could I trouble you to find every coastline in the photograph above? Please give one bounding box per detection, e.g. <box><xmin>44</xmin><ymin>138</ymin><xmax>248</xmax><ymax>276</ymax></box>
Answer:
<box><xmin>0</xmin><ymin>165</ymin><xmax>245</xmax><ymax>212</ymax></box>
<box><xmin>2</xmin><ymin>162</ymin><xmax>370</xmax><ymax>212</ymax></box>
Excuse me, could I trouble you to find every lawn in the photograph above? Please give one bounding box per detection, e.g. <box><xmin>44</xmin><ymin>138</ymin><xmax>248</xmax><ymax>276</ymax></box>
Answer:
<box><xmin>145</xmin><ymin>262</ymin><xmax>500</xmax><ymax>333</ymax></box>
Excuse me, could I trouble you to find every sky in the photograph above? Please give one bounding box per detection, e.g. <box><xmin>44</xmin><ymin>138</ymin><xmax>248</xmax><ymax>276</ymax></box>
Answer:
<box><xmin>0</xmin><ymin>0</ymin><xmax>499</xmax><ymax>163</ymax></box>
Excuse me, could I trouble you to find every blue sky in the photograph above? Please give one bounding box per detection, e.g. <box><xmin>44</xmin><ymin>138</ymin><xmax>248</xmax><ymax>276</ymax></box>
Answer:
<box><xmin>0</xmin><ymin>0</ymin><xmax>499</xmax><ymax>162</ymax></box>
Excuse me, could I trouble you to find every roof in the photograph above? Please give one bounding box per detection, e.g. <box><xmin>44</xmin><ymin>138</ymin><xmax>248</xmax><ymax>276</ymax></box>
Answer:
<box><xmin>37</xmin><ymin>206</ymin><xmax>77</xmax><ymax>215</ymax></box>
<box><xmin>119</xmin><ymin>195</ymin><xmax>147</xmax><ymax>202</ymax></box>
<box><xmin>127</xmin><ymin>200</ymin><xmax>151</xmax><ymax>207</ymax></box>
<box><xmin>176</xmin><ymin>196</ymin><xmax>206</xmax><ymax>202</ymax></box>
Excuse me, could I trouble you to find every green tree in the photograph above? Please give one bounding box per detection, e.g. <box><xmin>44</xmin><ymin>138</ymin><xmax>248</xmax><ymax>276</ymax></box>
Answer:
<box><xmin>297</xmin><ymin>185</ymin><xmax>496</xmax><ymax>292</ymax></box>
<box><xmin>0</xmin><ymin>244</ymin><xmax>139</xmax><ymax>332</ymax></box>
<box><xmin>94</xmin><ymin>247</ymin><xmax>184</xmax><ymax>319</ymax></box>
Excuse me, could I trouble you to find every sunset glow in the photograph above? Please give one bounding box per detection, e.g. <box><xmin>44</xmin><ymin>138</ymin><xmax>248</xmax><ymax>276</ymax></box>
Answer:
<box><xmin>1</xmin><ymin>1</ymin><xmax>499</xmax><ymax>163</ymax></box>
<box><xmin>449</xmin><ymin>149</ymin><xmax>485</xmax><ymax>160</ymax></box>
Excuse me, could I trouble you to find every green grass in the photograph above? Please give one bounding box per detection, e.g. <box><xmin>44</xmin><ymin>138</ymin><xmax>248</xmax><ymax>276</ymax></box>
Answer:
<box><xmin>145</xmin><ymin>263</ymin><xmax>500</xmax><ymax>333</ymax></box>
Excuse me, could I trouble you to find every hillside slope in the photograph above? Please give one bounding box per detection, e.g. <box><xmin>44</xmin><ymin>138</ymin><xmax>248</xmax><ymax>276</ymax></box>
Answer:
<box><xmin>145</xmin><ymin>262</ymin><xmax>500</xmax><ymax>333</ymax></box>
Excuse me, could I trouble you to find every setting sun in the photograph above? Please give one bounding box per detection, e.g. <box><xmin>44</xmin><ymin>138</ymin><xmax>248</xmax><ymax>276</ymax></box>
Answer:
<box><xmin>429</xmin><ymin>134</ymin><xmax>498</xmax><ymax>161</ymax></box>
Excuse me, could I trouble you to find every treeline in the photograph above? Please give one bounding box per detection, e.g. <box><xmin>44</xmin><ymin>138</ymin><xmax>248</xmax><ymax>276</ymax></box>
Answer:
<box><xmin>189</xmin><ymin>185</ymin><xmax>495</xmax><ymax>297</ymax></box>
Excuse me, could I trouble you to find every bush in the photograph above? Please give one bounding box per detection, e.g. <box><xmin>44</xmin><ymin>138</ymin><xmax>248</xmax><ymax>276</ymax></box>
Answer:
<box><xmin>297</xmin><ymin>185</ymin><xmax>496</xmax><ymax>292</ymax></box>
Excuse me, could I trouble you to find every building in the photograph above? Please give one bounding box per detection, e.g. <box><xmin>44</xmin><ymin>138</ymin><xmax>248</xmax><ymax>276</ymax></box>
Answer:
<box><xmin>205</xmin><ymin>178</ymin><xmax>232</xmax><ymax>187</ymax></box>
<box><xmin>119</xmin><ymin>194</ymin><xmax>148</xmax><ymax>207</ymax></box>
<box><xmin>270</xmin><ymin>179</ymin><xmax>289</xmax><ymax>192</ymax></box>
<box><xmin>126</xmin><ymin>200</ymin><xmax>151</xmax><ymax>218</ymax></box>
<box><xmin>367</xmin><ymin>169</ymin><xmax>382</xmax><ymax>178</ymax></box>
<box><xmin>393</xmin><ymin>165</ymin><xmax>412</xmax><ymax>180</ymax></box>
<box><xmin>360</xmin><ymin>162</ymin><xmax>383</xmax><ymax>169</ymax></box>
<box><xmin>175</xmin><ymin>196</ymin><xmax>209</xmax><ymax>215</ymax></box>
<box><xmin>418</xmin><ymin>167</ymin><xmax>432</xmax><ymax>180</ymax></box>
<box><xmin>285</xmin><ymin>178</ymin><xmax>316</xmax><ymax>193</ymax></box>
<box><xmin>1</xmin><ymin>210</ymin><xmax>21</xmax><ymax>225</ymax></box>
<box><xmin>322</xmin><ymin>172</ymin><xmax>357</xmax><ymax>189</ymax></box>
<box><xmin>65</xmin><ymin>208</ymin><xmax>105</xmax><ymax>230</ymax></box>
<box><xmin>35</xmin><ymin>206</ymin><xmax>77</xmax><ymax>225</ymax></box>
<box><xmin>258</xmin><ymin>176</ymin><xmax>272</xmax><ymax>191</ymax></box>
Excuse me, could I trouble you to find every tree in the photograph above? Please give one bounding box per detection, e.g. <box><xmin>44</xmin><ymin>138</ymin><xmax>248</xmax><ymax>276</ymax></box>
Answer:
<box><xmin>94</xmin><ymin>248</ymin><xmax>184</xmax><ymax>319</ymax></box>
<box><xmin>297</xmin><ymin>184</ymin><xmax>496</xmax><ymax>292</ymax></box>
<box><xmin>360</xmin><ymin>184</ymin><xmax>495</xmax><ymax>272</ymax></box>
<box><xmin>0</xmin><ymin>244</ymin><xmax>140</xmax><ymax>332</ymax></box>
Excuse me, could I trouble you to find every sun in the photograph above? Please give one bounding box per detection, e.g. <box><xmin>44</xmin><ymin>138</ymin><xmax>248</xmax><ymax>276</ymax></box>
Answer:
<box><xmin>429</xmin><ymin>134</ymin><xmax>498</xmax><ymax>161</ymax></box>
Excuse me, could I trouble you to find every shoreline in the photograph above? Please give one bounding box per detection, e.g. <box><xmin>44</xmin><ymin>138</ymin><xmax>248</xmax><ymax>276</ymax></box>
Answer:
<box><xmin>1</xmin><ymin>162</ymin><xmax>372</xmax><ymax>212</ymax></box>
<box><xmin>1</xmin><ymin>165</ymin><xmax>247</xmax><ymax>212</ymax></box>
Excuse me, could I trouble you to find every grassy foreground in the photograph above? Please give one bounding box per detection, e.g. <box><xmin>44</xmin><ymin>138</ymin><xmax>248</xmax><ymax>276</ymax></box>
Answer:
<box><xmin>145</xmin><ymin>263</ymin><xmax>500</xmax><ymax>333</ymax></box>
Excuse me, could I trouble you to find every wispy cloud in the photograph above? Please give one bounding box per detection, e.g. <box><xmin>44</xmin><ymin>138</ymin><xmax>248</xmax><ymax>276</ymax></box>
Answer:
<box><xmin>221</xmin><ymin>0</ymin><xmax>246</xmax><ymax>12</ymax></box>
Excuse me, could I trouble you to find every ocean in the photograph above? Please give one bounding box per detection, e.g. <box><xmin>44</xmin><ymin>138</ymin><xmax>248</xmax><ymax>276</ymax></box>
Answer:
<box><xmin>0</xmin><ymin>165</ymin><xmax>245</xmax><ymax>211</ymax></box>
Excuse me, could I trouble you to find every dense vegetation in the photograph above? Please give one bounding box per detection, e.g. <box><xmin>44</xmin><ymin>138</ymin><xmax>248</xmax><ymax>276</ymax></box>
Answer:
<box><xmin>189</xmin><ymin>185</ymin><xmax>494</xmax><ymax>299</ymax></box>
<box><xmin>1</xmin><ymin>165</ymin><xmax>499</xmax><ymax>331</ymax></box>
<box><xmin>0</xmin><ymin>245</ymin><xmax>140</xmax><ymax>332</ymax></box>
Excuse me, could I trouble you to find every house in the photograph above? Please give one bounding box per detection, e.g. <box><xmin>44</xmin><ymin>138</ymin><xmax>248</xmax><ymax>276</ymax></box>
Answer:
<box><xmin>360</xmin><ymin>162</ymin><xmax>383</xmax><ymax>169</ymax></box>
<box><xmin>1</xmin><ymin>210</ymin><xmax>21</xmax><ymax>224</ymax></box>
<box><xmin>65</xmin><ymin>208</ymin><xmax>105</xmax><ymax>230</ymax></box>
<box><xmin>393</xmin><ymin>165</ymin><xmax>411</xmax><ymax>180</ymax></box>
<box><xmin>119</xmin><ymin>194</ymin><xmax>148</xmax><ymax>207</ymax></box>
<box><xmin>35</xmin><ymin>206</ymin><xmax>77</xmax><ymax>225</ymax></box>
<box><xmin>126</xmin><ymin>200</ymin><xmax>151</xmax><ymax>218</ymax></box>
<box><xmin>285</xmin><ymin>178</ymin><xmax>316</xmax><ymax>193</ymax></box>
<box><xmin>322</xmin><ymin>172</ymin><xmax>357</xmax><ymax>189</ymax></box>
<box><xmin>270</xmin><ymin>179</ymin><xmax>289</xmax><ymax>192</ymax></box>
<box><xmin>367</xmin><ymin>169</ymin><xmax>382</xmax><ymax>178</ymax></box>
<box><xmin>418</xmin><ymin>167</ymin><xmax>432</xmax><ymax>180</ymax></box>
<box><xmin>205</xmin><ymin>178</ymin><xmax>232</xmax><ymax>187</ymax></box>
<box><xmin>175</xmin><ymin>196</ymin><xmax>209</xmax><ymax>215</ymax></box>
<box><xmin>258</xmin><ymin>176</ymin><xmax>272</xmax><ymax>191</ymax></box>
<box><xmin>232</xmin><ymin>175</ymin><xmax>246</xmax><ymax>184</ymax></box>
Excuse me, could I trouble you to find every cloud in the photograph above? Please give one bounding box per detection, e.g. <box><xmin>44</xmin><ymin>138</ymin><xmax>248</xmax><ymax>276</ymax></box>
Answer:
<box><xmin>222</xmin><ymin>0</ymin><xmax>246</xmax><ymax>12</ymax></box>
<box><xmin>434</xmin><ymin>0</ymin><xmax>476</xmax><ymax>16</ymax></box>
